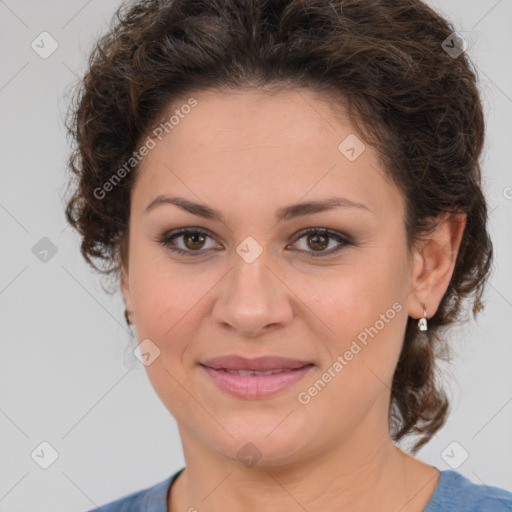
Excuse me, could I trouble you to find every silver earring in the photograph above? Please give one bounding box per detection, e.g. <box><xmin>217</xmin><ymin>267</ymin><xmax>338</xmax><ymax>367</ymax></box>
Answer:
<box><xmin>418</xmin><ymin>304</ymin><xmax>428</xmax><ymax>332</ymax></box>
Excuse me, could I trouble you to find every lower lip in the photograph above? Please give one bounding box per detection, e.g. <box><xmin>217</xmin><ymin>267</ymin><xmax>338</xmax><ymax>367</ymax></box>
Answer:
<box><xmin>201</xmin><ymin>364</ymin><xmax>314</xmax><ymax>399</ymax></box>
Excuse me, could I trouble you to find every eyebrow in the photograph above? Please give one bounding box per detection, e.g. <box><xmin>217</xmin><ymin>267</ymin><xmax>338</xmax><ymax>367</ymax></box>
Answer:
<box><xmin>144</xmin><ymin>195</ymin><xmax>372</xmax><ymax>222</ymax></box>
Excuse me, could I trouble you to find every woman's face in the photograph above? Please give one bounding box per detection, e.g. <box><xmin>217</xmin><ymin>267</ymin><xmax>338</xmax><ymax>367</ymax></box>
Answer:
<box><xmin>123</xmin><ymin>88</ymin><xmax>422</xmax><ymax>466</ymax></box>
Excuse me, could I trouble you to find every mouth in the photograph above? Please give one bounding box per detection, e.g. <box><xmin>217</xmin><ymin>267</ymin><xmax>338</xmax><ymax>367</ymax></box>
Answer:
<box><xmin>212</xmin><ymin>368</ymin><xmax>302</xmax><ymax>376</ymax></box>
<box><xmin>200</xmin><ymin>355</ymin><xmax>314</xmax><ymax>399</ymax></box>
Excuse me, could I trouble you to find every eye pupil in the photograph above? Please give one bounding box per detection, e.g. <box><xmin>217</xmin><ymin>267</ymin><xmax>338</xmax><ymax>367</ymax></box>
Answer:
<box><xmin>308</xmin><ymin>233</ymin><xmax>328</xmax><ymax>251</ymax></box>
<box><xmin>184</xmin><ymin>232</ymin><xmax>206</xmax><ymax>250</ymax></box>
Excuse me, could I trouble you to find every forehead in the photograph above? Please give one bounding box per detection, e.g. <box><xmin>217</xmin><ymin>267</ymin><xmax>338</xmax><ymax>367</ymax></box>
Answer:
<box><xmin>133</xmin><ymin>88</ymin><xmax>402</xmax><ymax>221</ymax></box>
<box><xmin>160</xmin><ymin>87</ymin><xmax>345</xmax><ymax>152</ymax></box>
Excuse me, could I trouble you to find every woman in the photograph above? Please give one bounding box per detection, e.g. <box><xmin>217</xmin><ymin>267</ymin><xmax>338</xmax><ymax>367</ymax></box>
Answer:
<box><xmin>65</xmin><ymin>0</ymin><xmax>512</xmax><ymax>510</ymax></box>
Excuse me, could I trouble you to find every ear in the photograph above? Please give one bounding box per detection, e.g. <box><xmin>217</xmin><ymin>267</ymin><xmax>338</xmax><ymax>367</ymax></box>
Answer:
<box><xmin>119</xmin><ymin>232</ymin><xmax>132</xmax><ymax>312</ymax></box>
<box><xmin>408</xmin><ymin>212</ymin><xmax>466</xmax><ymax>319</ymax></box>
<box><xmin>121</xmin><ymin>262</ymin><xmax>132</xmax><ymax>312</ymax></box>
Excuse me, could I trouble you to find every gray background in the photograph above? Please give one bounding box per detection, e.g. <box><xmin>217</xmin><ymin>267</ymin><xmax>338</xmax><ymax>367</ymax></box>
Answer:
<box><xmin>0</xmin><ymin>0</ymin><xmax>511</xmax><ymax>510</ymax></box>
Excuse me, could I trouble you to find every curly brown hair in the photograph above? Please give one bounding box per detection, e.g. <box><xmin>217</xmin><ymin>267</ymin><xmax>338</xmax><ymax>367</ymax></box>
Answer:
<box><xmin>65</xmin><ymin>0</ymin><xmax>493</xmax><ymax>452</ymax></box>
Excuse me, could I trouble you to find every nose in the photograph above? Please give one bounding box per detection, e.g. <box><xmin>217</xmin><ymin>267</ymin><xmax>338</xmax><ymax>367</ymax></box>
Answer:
<box><xmin>211</xmin><ymin>253</ymin><xmax>294</xmax><ymax>337</ymax></box>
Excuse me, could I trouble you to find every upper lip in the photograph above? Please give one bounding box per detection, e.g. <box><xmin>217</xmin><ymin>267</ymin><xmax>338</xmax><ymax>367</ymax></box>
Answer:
<box><xmin>201</xmin><ymin>355</ymin><xmax>313</xmax><ymax>371</ymax></box>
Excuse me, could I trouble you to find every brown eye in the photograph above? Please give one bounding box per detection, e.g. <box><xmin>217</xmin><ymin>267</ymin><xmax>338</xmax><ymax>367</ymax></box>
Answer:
<box><xmin>307</xmin><ymin>233</ymin><xmax>329</xmax><ymax>251</ymax></box>
<box><xmin>158</xmin><ymin>228</ymin><xmax>221</xmax><ymax>255</ymax></box>
<box><xmin>290</xmin><ymin>228</ymin><xmax>354</xmax><ymax>258</ymax></box>
<box><xmin>158</xmin><ymin>227</ymin><xmax>353</xmax><ymax>258</ymax></box>
<box><xmin>183</xmin><ymin>232</ymin><xmax>207</xmax><ymax>250</ymax></box>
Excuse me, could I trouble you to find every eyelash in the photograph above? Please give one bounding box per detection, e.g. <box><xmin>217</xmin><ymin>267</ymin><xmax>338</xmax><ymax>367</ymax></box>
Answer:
<box><xmin>156</xmin><ymin>227</ymin><xmax>354</xmax><ymax>259</ymax></box>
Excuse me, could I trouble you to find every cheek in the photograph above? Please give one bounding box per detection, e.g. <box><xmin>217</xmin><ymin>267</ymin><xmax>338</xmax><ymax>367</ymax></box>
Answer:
<box><xmin>127</xmin><ymin>252</ymin><xmax>209</xmax><ymax>415</ymax></box>
<box><xmin>303</xmin><ymin>248</ymin><xmax>408</xmax><ymax>383</ymax></box>
<box><xmin>128</xmin><ymin>244</ymin><xmax>225</xmax><ymax>372</ymax></box>
<box><xmin>299</xmin><ymin>255</ymin><xmax>403</xmax><ymax>337</ymax></box>
<box><xmin>295</xmin><ymin>274</ymin><xmax>407</xmax><ymax>432</ymax></box>
<box><xmin>131</xmin><ymin>264</ymin><xmax>204</xmax><ymax>340</ymax></box>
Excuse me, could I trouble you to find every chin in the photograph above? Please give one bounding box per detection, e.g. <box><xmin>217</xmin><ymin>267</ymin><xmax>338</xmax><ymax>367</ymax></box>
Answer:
<box><xmin>205</xmin><ymin>414</ymin><xmax>320</xmax><ymax>468</ymax></box>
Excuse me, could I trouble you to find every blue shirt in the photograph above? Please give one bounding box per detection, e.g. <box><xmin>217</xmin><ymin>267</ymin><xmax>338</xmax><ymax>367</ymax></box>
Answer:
<box><xmin>87</xmin><ymin>467</ymin><xmax>512</xmax><ymax>511</ymax></box>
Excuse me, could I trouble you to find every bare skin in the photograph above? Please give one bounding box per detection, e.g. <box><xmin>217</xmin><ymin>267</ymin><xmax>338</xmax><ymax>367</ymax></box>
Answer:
<box><xmin>121</xmin><ymin>87</ymin><xmax>466</xmax><ymax>512</ymax></box>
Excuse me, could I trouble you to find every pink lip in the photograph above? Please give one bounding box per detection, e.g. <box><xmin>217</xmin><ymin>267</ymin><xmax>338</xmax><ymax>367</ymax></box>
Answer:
<box><xmin>200</xmin><ymin>355</ymin><xmax>314</xmax><ymax>399</ymax></box>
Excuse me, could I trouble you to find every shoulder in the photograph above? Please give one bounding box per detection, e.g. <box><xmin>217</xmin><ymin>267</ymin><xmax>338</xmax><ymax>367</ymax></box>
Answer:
<box><xmin>85</xmin><ymin>469</ymin><xmax>183</xmax><ymax>512</ymax></box>
<box><xmin>425</xmin><ymin>470</ymin><xmax>512</xmax><ymax>512</ymax></box>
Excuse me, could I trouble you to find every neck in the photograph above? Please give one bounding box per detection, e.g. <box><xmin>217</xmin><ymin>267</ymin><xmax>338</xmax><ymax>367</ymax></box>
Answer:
<box><xmin>169</xmin><ymin>426</ymin><xmax>439</xmax><ymax>512</ymax></box>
